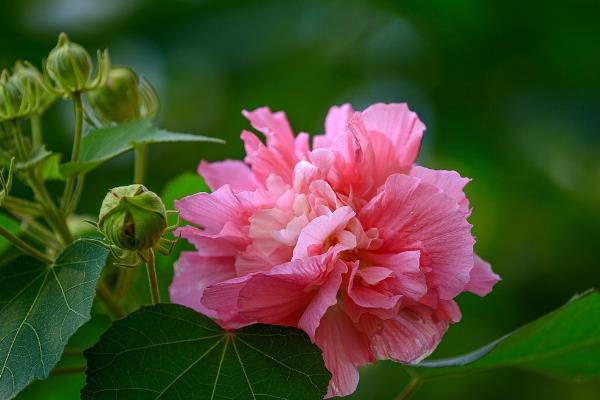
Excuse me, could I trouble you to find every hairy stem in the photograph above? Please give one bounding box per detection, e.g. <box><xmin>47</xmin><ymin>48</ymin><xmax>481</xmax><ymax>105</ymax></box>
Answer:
<box><xmin>0</xmin><ymin>224</ymin><xmax>54</xmax><ymax>264</ymax></box>
<box><xmin>61</xmin><ymin>92</ymin><xmax>84</xmax><ymax>213</ymax></box>
<box><xmin>146</xmin><ymin>248</ymin><xmax>161</xmax><ymax>304</ymax></box>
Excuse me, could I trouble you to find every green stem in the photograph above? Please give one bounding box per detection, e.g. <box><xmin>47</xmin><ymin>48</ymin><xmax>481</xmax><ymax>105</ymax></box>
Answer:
<box><xmin>134</xmin><ymin>145</ymin><xmax>147</xmax><ymax>184</ymax></box>
<box><xmin>11</xmin><ymin>120</ymin><xmax>27</xmax><ymax>160</ymax></box>
<box><xmin>395</xmin><ymin>375</ymin><xmax>422</xmax><ymax>400</ymax></box>
<box><xmin>28</xmin><ymin>173</ymin><xmax>73</xmax><ymax>244</ymax></box>
<box><xmin>66</xmin><ymin>174</ymin><xmax>86</xmax><ymax>215</ymax></box>
<box><xmin>146</xmin><ymin>249</ymin><xmax>161</xmax><ymax>304</ymax></box>
<box><xmin>96</xmin><ymin>280</ymin><xmax>126</xmax><ymax>320</ymax></box>
<box><xmin>31</xmin><ymin>114</ymin><xmax>43</xmax><ymax>148</ymax></box>
<box><xmin>61</xmin><ymin>92</ymin><xmax>84</xmax><ymax>213</ymax></box>
<box><xmin>3</xmin><ymin>195</ymin><xmax>43</xmax><ymax>216</ymax></box>
<box><xmin>0</xmin><ymin>224</ymin><xmax>54</xmax><ymax>264</ymax></box>
<box><xmin>9</xmin><ymin>120</ymin><xmax>73</xmax><ymax>244</ymax></box>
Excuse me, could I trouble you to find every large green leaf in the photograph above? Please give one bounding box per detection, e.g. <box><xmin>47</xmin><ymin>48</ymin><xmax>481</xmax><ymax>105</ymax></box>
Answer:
<box><xmin>0</xmin><ymin>239</ymin><xmax>109</xmax><ymax>400</ymax></box>
<box><xmin>60</xmin><ymin>120</ymin><xmax>223</xmax><ymax>176</ymax></box>
<box><xmin>14</xmin><ymin>314</ymin><xmax>112</xmax><ymax>400</ymax></box>
<box><xmin>411</xmin><ymin>290</ymin><xmax>600</xmax><ymax>381</ymax></box>
<box><xmin>82</xmin><ymin>304</ymin><xmax>331</xmax><ymax>400</ymax></box>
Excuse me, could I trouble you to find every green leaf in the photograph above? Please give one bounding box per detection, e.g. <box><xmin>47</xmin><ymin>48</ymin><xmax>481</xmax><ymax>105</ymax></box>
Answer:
<box><xmin>60</xmin><ymin>120</ymin><xmax>223</xmax><ymax>176</ymax></box>
<box><xmin>14</xmin><ymin>314</ymin><xmax>112</xmax><ymax>400</ymax></box>
<box><xmin>411</xmin><ymin>290</ymin><xmax>600</xmax><ymax>381</ymax></box>
<box><xmin>0</xmin><ymin>239</ymin><xmax>110</xmax><ymax>400</ymax></box>
<box><xmin>38</xmin><ymin>154</ymin><xmax>65</xmax><ymax>182</ymax></box>
<box><xmin>0</xmin><ymin>213</ymin><xmax>20</xmax><ymax>256</ymax></box>
<box><xmin>82</xmin><ymin>304</ymin><xmax>331</xmax><ymax>400</ymax></box>
<box><xmin>15</xmin><ymin>146</ymin><xmax>52</xmax><ymax>170</ymax></box>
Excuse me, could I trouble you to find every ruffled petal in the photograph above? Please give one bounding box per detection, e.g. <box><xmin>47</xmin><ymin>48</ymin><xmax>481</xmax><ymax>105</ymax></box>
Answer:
<box><xmin>169</xmin><ymin>252</ymin><xmax>237</xmax><ymax>319</ymax></box>
<box><xmin>198</xmin><ymin>160</ymin><xmax>259</xmax><ymax>192</ymax></box>
<box><xmin>202</xmin><ymin>252</ymin><xmax>336</xmax><ymax>329</ymax></box>
<box><xmin>465</xmin><ymin>255</ymin><xmax>501</xmax><ymax>296</ymax></box>
<box><xmin>293</xmin><ymin>206</ymin><xmax>355</xmax><ymax>259</ymax></box>
<box><xmin>360</xmin><ymin>103</ymin><xmax>425</xmax><ymax>167</ymax></box>
<box><xmin>315</xmin><ymin>307</ymin><xmax>373</xmax><ymax>398</ymax></box>
<box><xmin>313</xmin><ymin>103</ymin><xmax>354</xmax><ymax>149</ymax></box>
<box><xmin>176</xmin><ymin>185</ymin><xmax>250</xmax><ymax>234</ymax></box>
<box><xmin>410</xmin><ymin>166</ymin><xmax>471</xmax><ymax>214</ymax></box>
<box><xmin>359</xmin><ymin>173</ymin><xmax>474</xmax><ymax>300</ymax></box>
<box><xmin>359</xmin><ymin>306</ymin><xmax>447</xmax><ymax>363</ymax></box>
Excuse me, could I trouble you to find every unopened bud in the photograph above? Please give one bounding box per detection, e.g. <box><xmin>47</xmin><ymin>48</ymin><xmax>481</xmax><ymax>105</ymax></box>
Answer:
<box><xmin>88</xmin><ymin>67</ymin><xmax>159</xmax><ymax>125</ymax></box>
<box><xmin>12</xmin><ymin>61</ymin><xmax>56</xmax><ymax>114</ymax></box>
<box><xmin>98</xmin><ymin>184</ymin><xmax>167</xmax><ymax>251</ymax></box>
<box><xmin>44</xmin><ymin>33</ymin><xmax>109</xmax><ymax>96</ymax></box>
<box><xmin>0</xmin><ymin>70</ymin><xmax>32</xmax><ymax>121</ymax></box>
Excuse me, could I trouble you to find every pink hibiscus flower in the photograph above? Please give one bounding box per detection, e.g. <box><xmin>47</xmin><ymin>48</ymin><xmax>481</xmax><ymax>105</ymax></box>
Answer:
<box><xmin>170</xmin><ymin>103</ymin><xmax>500</xmax><ymax>397</ymax></box>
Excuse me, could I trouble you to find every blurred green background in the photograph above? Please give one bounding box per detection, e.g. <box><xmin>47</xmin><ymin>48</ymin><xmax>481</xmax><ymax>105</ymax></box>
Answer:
<box><xmin>1</xmin><ymin>0</ymin><xmax>599</xmax><ymax>399</ymax></box>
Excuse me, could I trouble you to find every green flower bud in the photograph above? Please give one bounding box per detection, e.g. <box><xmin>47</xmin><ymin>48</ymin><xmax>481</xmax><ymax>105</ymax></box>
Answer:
<box><xmin>87</xmin><ymin>67</ymin><xmax>159</xmax><ymax>125</ymax></box>
<box><xmin>12</xmin><ymin>61</ymin><xmax>56</xmax><ymax>114</ymax></box>
<box><xmin>44</xmin><ymin>33</ymin><xmax>110</xmax><ymax>96</ymax></box>
<box><xmin>98</xmin><ymin>184</ymin><xmax>167</xmax><ymax>251</ymax></box>
<box><xmin>0</xmin><ymin>69</ymin><xmax>32</xmax><ymax>121</ymax></box>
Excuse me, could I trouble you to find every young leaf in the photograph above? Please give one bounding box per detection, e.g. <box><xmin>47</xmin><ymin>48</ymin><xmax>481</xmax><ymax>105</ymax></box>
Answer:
<box><xmin>411</xmin><ymin>290</ymin><xmax>600</xmax><ymax>381</ymax></box>
<box><xmin>0</xmin><ymin>239</ymin><xmax>109</xmax><ymax>400</ymax></box>
<box><xmin>82</xmin><ymin>304</ymin><xmax>331</xmax><ymax>400</ymax></box>
<box><xmin>60</xmin><ymin>120</ymin><xmax>223</xmax><ymax>176</ymax></box>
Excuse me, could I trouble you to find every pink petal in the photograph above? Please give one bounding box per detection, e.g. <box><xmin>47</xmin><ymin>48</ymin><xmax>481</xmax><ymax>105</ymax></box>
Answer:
<box><xmin>198</xmin><ymin>160</ymin><xmax>259</xmax><ymax>192</ymax></box>
<box><xmin>203</xmin><ymin>253</ymin><xmax>335</xmax><ymax>329</ymax></box>
<box><xmin>465</xmin><ymin>255</ymin><xmax>501</xmax><ymax>296</ymax></box>
<box><xmin>242</xmin><ymin>107</ymin><xmax>296</xmax><ymax>150</ymax></box>
<box><xmin>293</xmin><ymin>206</ymin><xmax>355</xmax><ymax>259</ymax></box>
<box><xmin>356</xmin><ymin>266</ymin><xmax>393</xmax><ymax>285</ymax></box>
<box><xmin>298</xmin><ymin>260</ymin><xmax>347</xmax><ymax>340</ymax></box>
<box><xmin>360</xmin><ymin>103</ymin><xmax>425</xmax><ymax>167</ymax></box>
<box><xmin>359</xmin><ymin>173</ymin><xmax>474</xmax><ymax>300</ymax></box>
<box><xmin>436</xmin><ymin>299</ymin><xmax>462</xmax><ymax>323</ymax></box>
<box><xmin>169</xmin><ymin>252</ymin><xmax>236</xmax><ymax>319</ymax></box>
<box><xmin>360</xmin><ymin>306</ymin><xmax>447</xmax><ymax>363</ymax></box>
<box><xmin>315</xmin><ymin>307</ymin><xmax>373</xmax><ymax>398</ymax></box>
<box><xmin>176</xmin><ymin>185</ymin><xmax>250</xmax><ymax>233</ymax></box>
<box><xmin>369</xmin><ymin>251</ymin><xmax>427</xmax><ymax>301</ymax></box>
<box><xmin>410</xmin><ymin>166</ymin><xmax>471</xmax><ymax>214</ymax></box>
<box><xmin>313</xmin><ymin>103</ymin><xmax>354</xmax><ymax>149</ymax></box>
<box><xmin>177</xmin><ymin>223</ymin><xmax>248</xmax><ymax>257</ymax></box>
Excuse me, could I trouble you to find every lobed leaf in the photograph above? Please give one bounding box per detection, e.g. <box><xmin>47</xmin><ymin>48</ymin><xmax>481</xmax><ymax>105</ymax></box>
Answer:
<box><xmin>82</xmin><ymin>304</ymin><xmax>331</xmax><ymax>400</ymax></box>
<box><xmin>60</xmin><ymin>120</ymin><xmax>223</xmax><ymax>177</ymax></box>
<box><xmin>0</xmin><ymin>239</ymin><xmax>109</xmax><ymax>400</ymax></box>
